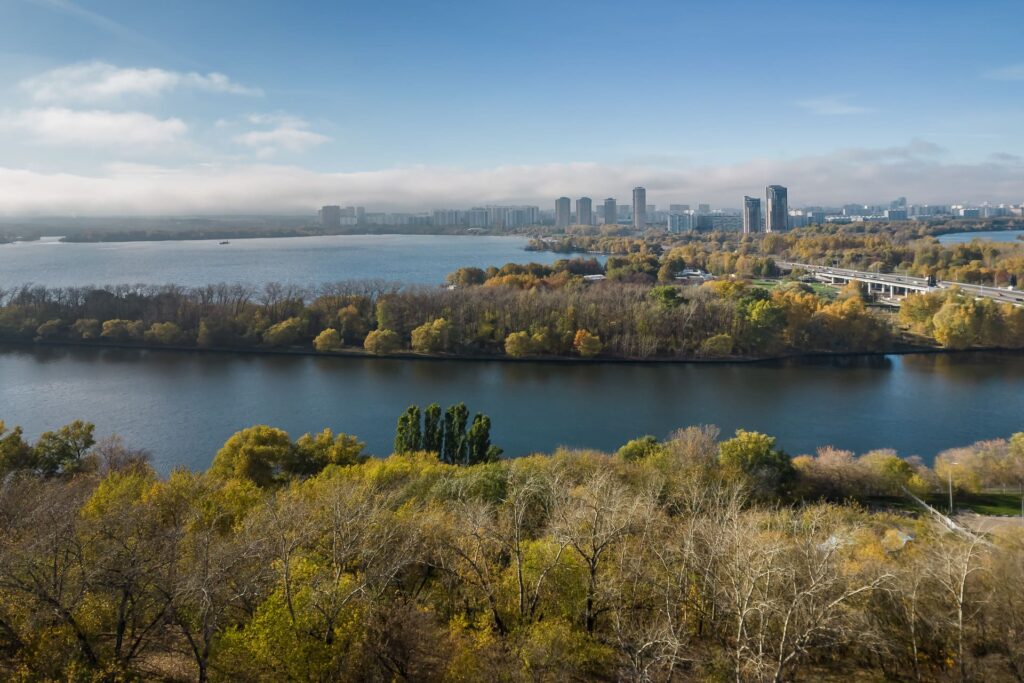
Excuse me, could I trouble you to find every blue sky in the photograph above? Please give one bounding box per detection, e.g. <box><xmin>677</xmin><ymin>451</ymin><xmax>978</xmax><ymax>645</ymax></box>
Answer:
<box><xmin>1</xmin><ymin>0</ymin><xmax>1023</xmax><ymax>214</ymax></box>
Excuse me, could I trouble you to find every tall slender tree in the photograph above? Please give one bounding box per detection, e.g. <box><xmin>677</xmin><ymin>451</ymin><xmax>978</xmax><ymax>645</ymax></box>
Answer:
<box><xmin>393</xmin><ymin>405</ymin><xmax>422</xmax><ymax>454</ymax></box>
<box><xmin>442</xmin><ymin>403</ymin><xmax>469</xmax><ymax>465</ymax></box>
<box><xmin>422</xmin><ymin>403</ymin><xmax>443</xmax><ymax>454</ymax></box>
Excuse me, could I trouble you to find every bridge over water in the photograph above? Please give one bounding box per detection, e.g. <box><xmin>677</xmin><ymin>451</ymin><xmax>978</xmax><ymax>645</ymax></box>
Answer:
<box><xmin>775</xmin><ymin>261</ymin><xmax>1024</xmax><ymax>306</ymax></box>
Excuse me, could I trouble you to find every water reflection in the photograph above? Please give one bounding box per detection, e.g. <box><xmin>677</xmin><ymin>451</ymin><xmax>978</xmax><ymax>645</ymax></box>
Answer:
<box><xmin>2</xmin><ymin>345</ymin><xmax>1023</xmax><ymax>473</ymax></box>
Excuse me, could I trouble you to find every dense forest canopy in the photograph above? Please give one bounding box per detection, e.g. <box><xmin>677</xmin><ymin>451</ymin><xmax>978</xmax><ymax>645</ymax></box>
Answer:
<box><xmin>1</xmin><ymin>415</ymin><xmax>1024</xmax><ymax>681</ymax></box>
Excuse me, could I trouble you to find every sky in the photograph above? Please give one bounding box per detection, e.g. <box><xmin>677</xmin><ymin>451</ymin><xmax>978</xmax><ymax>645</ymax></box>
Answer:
<box><xmin>1</xmin><ymin>0</ymin><xmax>1023</xmax><ymax>215</ymax></box>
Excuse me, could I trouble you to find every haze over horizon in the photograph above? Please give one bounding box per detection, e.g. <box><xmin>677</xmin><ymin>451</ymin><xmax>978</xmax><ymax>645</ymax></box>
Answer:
<box><xmin>1</xmin><ymin>0</ymin><xmax>1023</xmax><ymax>216</ymax></box>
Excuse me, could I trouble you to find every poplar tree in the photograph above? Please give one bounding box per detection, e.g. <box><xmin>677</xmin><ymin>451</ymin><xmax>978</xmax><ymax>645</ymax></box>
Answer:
<box><xmin>422</xmin><ymin>403</ymin><xmax>443</xmax><ymax>454</ymax></box>
<box><xmin>393</xmin><ymin>405</ymin><xmax>422</xmax><ymax>454</ymax></box>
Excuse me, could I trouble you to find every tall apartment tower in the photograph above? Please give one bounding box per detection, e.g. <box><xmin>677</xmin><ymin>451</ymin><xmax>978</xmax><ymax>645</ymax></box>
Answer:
<box><xmin>555</xmin><ymin>197</ymin><xmax>571</xmax><ymax>230</ymax></box>
<box><xmin>765</xmin><ymin>185</ymin><xmax>788</xmax><ymax>233</ymax></box>
<box><xmin>742</xmin><ymin>196</ymin><xmax>761</xmax><ymax>235</ymax></box>
<box><xmin>320</xmin><ymin>205</ymin><xmax>342</xmax><ymax>228</ymax></box>
<box><xmin>603</xmin><ymin>198</ymin><xmax>617</xmax><ymax>225</ymax></box>
<box><xmin>576</xmin><ymin>197</ymin><xmax>593</xmax><ymax>226</ymax></box>
<box><xmin>632</xmin><ymin>187</ymin><xmax>647</xmax><ymax>229</ymax></box>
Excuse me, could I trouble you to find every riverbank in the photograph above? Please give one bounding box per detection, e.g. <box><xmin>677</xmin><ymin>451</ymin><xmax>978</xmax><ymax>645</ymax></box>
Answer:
<box><xmin>7</xmin><ymin>335</ymin><xmax>1020</xmax><ymax>366</ymax></box>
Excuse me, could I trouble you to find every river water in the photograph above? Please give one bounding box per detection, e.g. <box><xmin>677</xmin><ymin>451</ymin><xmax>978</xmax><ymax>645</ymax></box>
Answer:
<box><xmin>1</xmin><ymin>345</ymin><xmax>1021</xmax><ymax>472</ymax></box>
<box><xmin>0</xmin><ymin>234</ymin><xmax>556</xmax><ymax>288</ymax></box>
<box><xmin>936</xmin><ymin>229</ymin><xmax>1024</xmax><ymax>245</ymax></box>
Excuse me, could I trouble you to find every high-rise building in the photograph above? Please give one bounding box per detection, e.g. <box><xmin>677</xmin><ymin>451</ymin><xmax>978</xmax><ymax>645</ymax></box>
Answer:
<box><xmin>668</xmin><ymin>211</ymin><xmax>695</xmax><ymax>233</ymax></box>
<box><xmin>576</xmin><ymin>197</ymin><xmax>593</xmax><ymax>226</ymax></box>
<box><xmin>742</xmin><ymin>196</ymin><xmax>761</xmax><ymax>235</ymax></box>
<box><xmin>669</xmin><ymin>204</ymin><xmax>690</xmax><ymax>213</ymax></box>
<box><xmin>765</xmin><ymin>185</ymin><xmax>788</xmax><ymax>233</ymax></box>
<box><xmin>697</xmin><ymin>203</ymin><xmax>710</xmax><ymax>215</ymax></box>
<box><xmin>555</xmin><ymin>197</ymin><xmax>571</xmax><ymax>229</ymax></box>
<box><xmin>319</xmin><ymin>205</ymin><xmax>341</xmax><ymax>228</ymax></box>
<box><xmin>603</xmin><ymin>198</ymin><xmax>617</xmax><ymax>225</ymax></box>
<box><xmin>632</xmin><ymin>187</ymin><xmax>647</xmax><ymax>229</ymax></box>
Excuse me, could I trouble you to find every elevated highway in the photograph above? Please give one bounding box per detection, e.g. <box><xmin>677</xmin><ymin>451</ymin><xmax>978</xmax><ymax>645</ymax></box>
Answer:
<box><xmin>776</xmin><ymin>261</ymin><xmax>1024</xmax><ymax>306</ymax></box>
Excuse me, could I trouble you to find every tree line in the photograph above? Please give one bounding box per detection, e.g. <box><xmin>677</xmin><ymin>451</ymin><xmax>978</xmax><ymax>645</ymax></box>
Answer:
<box><xmin>2</xmin><ymin>416</ymin><xmax>1024</xmax><ymax>680</ymax></box>
<box><xmin>1</xmin><ymin>251</ymin><xmax>1021</xmax><ymax>362</ymax></box>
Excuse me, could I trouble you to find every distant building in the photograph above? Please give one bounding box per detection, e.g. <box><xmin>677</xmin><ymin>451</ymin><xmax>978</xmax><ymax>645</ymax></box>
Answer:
<box><xmin>603</xmin><ymin>198</ymin><xmax>617</xmax><ymax>225</ymax></box>
<box><xmin>742</xmin><ymin>196</ymin><xmax>761</xmax><ymax>235</ymax></box>
<box><xmin>697</xmin><ymin>203</ymin><xmax>710</xmax><ymax>215</ymax></box>
<box><xmin>432</xmin><ymin>209</ymin><xmax>465</xmax><ymax>226</ymax></box>
<box><xmin>576</xmin><ymin>197</ymin><xmax>593</xmax><ymax>226</ymax></box>
<box><xmin>669</xmin><ymin>204</ymin><xmax>690</xmax><ymax>213</ymax></box>
<box><xmin>467</xmin><ymin>207</ymin><xmax>488</xmax><ymax>228</ymax></box>
<box><xmin>555</xmin><ymin>197</ymin><xmax>571</xmax><ymax>229</ymax></box>
<box><xmin>632</xmin><ymin>187</ymin><xmax>647</xmax><ymax>229</ymax></box>
<box><xmin>319</xmin><ymin>205</ymin><xmax>342</xmax><ymax>228</ymax></box>
<box><xmin>885</xmin><ymin>209</ymin><xmax>908</xmax><ymax>221</ymax></box>
<box><xmin>766</xmin><ymin>185</ymin><xmax>788</xmax><ymax>233</ymax></box>
<box><xmin>668</xmin><ymin>211</ymin><xmax>695</xmax><ymax>233</ymax></box>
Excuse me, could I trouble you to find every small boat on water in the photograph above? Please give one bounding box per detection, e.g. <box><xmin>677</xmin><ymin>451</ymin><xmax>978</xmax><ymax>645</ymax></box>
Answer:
<box><xmin>219</xmin><ymin>241</ymin><xmax>230</xmax><ymax>245</ymax></box>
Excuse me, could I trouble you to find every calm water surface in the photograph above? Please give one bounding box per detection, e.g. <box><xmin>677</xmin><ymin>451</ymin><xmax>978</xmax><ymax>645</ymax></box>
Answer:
<box><xmin>1</xmin><ymin>345</ymin><xmax>1021</xmax><ymax>472</ymax></box>
<box><xmin>0</xmin><ymin>234</ymin><xmax>556</xmax><ymax>288</ymax></box>
<box><xmin>937</xmin><ymin>229</ymin><xmax>1024</xmax><ymax>244</ymax></box>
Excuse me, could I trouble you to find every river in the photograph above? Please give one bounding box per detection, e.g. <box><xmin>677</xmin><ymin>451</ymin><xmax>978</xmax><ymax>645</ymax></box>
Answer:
<box><xmin>0</xmin><ymin>234</ymin><xmax>557</xmax><ymax>289</ymax></box>
<box><xmin>937</xmin><ymin>229</ymin><xmax>1024</xmax><ymax>244</ymax></box>
<box><xmin>2</xmin><ymin>345</ymin><xmax>1021</xmax><ymax>472</ymax></box>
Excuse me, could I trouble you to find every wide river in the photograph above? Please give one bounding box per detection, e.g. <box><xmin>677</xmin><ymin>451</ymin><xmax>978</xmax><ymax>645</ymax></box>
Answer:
<box><xmin>2</xmin><ymin>232</ymin><xmax>1022</xmax><ymax>472</ymax></box>
<box><xmin>1</xmin><ymin>345</ymin><xmax>1021</xmax><ymax>472</ymax></box>
<box><xmin>0</xmin><ymin>234</ymin><xmax>558</xmax><ymax>288</ymax></box>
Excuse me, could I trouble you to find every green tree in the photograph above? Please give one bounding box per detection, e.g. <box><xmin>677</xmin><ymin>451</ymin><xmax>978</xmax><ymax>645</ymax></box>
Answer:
<box><xmin>394</xmin><ymin>405</ymin><xmax>422</xmax><ymax>454</ymax></box>
<box><xmin>505</xmin><ymin>331</ymin><xmax>534</xmax><ymax>358</ymax></box>
<box><xmin>700</xmin><ymin>333</ymin><xmax>733</xmax><ymax>357</ymax></box>
<box><xmin>466</xmin><ymin>413</ymin><xmax>501</xmax><ymax>464</ymax></box>
<box><xmin>262</xmin><ymin>317</ymin><xmax>305</xmax><ymax>347</ymax></box>
<box><xmin>616</xmin><ymin>435</ymin><xmax>663</xmax><ymax>462</ymax></box>
<box><xmin>422</xmin><ymin>403</ymin><xmax>443</xmax><ymax>454</ymax></box>
<box><xmin>442</xmin><ymin>403</ymin><xmax>469</xmax><ymax>465</ymax></box>
<box><xmin>337</xmin><ymin>304</ymin><xmax>368</xmax><ymax>345</ymax></box>
<box><xmin>411</xmin><ymin>318</ymin><xmax>451</xmax><ymax>353</ymax></box>
<box><xmin>313</xmin><ymin>327</ymin><xmax>343</xmax><ymax>352</ymax></box>
<box><xmin>33</xmin><ymin>419</ymin><xmax>96</xmax><ymax>476</ymax></box>
<box><xmin>144</xmin><ymin>321</ymin><xmax>186</xmax><ymax>345</ymax></box>
<box><xmin>101</xmin><ymin>319</ymin><xmax>145</xmax><ymax>341</ymax></box>
<box><xmin>933</xmin><ymin>300</ymin><xmax>979</xmax><ymax>349</ymax></box>
<box><xmin>293</xmin><ymin>428</ymin><xmax>365</xmax><ymax>473</ymax></box>
<box><xmin>718</xmin><ymin>428</ymin><xmax>794</xmax><ymax>497</ymax></box>
<box><xmin>0</xmin><ymin>421</ymin><xmax>34</xmax><ymax>474</ymax></box>
<box><xmin>208</xmin><ymin>425</ymin><xmax>294</xmax><ymax>487</ymax></box>
<box><xmin>364</xmin><ymin>329</ymin><xmax>400</xmax><ymax>354</ymax></box>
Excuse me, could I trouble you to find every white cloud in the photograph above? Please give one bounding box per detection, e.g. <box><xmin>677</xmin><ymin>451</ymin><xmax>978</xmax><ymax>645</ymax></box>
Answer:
<box><xmin>0</xmin><ymin>108</ymin><xmax>186</xmax><ymax>147</ymax></box>
<box><xmin>0</xmin><ymin>141</ymin><xmax>1021</xmax><ymax>216</ymax></box>
<box><xmin>234</xmin><ymin>115</ymin><xmax>330</xmax><ymax>155</ymax></box>
<box><xmin>20</xmin><ymin>62</ymin><xmax>262</xmax><ymax>103</ymax></box>
<box><xmin>796</xmin><ymin>95</ymin><xmax>873</xmax><ymax>115</ymax></box>
<box><xmin>983</xmin><ymin>64</ymin><xmax>1024</xmax><ymax>81</ymax></box>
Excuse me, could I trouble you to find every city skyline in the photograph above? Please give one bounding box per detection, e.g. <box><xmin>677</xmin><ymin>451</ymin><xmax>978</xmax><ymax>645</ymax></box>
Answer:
<box><xmin>2</xmin><ymin>0</ymin><xmax>1024</xmax><ymax>215</ymax></box>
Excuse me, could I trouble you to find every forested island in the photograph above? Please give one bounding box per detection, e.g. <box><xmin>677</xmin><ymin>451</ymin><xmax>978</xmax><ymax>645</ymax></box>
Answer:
<box><xmin>1</xmin><ymin>412</ymin><xmax>1023</xmax><ymax>681</ymax></box>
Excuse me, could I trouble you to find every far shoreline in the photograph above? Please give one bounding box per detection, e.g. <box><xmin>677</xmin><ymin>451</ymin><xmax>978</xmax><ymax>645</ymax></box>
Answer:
<box><xmin>4</xmin><ymin>337</ymin><xmax>1021</xmax><ymax>367</ymax></box>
